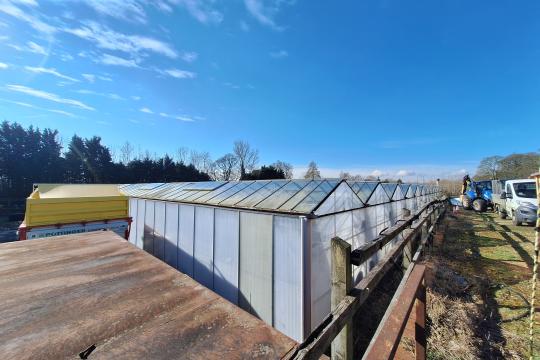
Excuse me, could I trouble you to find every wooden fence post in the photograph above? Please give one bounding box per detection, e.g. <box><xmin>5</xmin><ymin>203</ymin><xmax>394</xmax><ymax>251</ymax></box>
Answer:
<box><xmin>331</xmin><ymin>237</ymin><xmax>352</xmax><ymax>360</ymax></box>
<box><xmin>415</xmin><ymin>276</ymin><xmax>427</xmax><ymax>360</ymax></box>
<box><xmin>402</xmin><ymin>208</ymin><xmax>412</xmax><ymax>271</ymax></box>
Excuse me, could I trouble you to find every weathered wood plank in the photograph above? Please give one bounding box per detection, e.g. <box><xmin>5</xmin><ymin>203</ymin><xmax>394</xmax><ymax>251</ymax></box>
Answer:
<box><xmin>0</xmin><ymin>231</ymin><xmax>297</xmax><ymax>360</ymax></box>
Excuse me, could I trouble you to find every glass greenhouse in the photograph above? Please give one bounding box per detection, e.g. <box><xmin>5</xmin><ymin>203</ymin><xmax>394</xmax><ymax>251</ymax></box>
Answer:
<box><xmin>120</xmin><ymin>179</ymin><xmax>440</xmax><ymax>342</ymax></box>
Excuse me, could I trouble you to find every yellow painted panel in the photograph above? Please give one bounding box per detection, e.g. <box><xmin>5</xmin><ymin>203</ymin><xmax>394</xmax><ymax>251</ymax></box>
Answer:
<box><xmin>24</xmin><ymin>184</ymin><xmax>129</xmax><ymax>227</ymax></box>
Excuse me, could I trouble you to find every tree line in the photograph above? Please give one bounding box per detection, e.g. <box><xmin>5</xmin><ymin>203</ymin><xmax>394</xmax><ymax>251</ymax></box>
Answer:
<box><xmin>474</xmin><ymin>152</ymin><xmax>540</xmax><ymax>180</ymax></box>
<box><xmin>0</xmin><ymin>121</ymin><xmax>292</xmax><ymax>198</ymax></box>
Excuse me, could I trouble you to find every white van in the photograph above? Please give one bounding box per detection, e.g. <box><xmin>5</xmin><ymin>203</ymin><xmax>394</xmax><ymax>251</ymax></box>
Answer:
<box><xmin>498</xmin><ymin>179</ymin><xmax>538</xmax><ymax>226</ymax></box>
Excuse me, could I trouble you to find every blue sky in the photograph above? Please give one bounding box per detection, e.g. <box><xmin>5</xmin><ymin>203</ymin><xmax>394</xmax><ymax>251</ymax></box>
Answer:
<box><xmin>0</xmin><ymin>0</ymin><xmax>539</xmax><ymax>180</ymax></box>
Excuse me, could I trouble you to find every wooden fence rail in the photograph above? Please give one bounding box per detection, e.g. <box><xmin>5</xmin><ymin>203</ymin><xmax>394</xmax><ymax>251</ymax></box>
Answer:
<box><xmin>289</xmin><ymin>198</ymin><xmax>446</xmax><ymax>360</ymax></box>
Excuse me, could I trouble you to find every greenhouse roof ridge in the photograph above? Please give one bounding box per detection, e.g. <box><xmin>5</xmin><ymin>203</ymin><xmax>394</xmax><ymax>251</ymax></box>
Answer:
<box><xmin>119</xmin><ymin>179</ymin><xmax>439</xmax><ymax>217</ymax></box>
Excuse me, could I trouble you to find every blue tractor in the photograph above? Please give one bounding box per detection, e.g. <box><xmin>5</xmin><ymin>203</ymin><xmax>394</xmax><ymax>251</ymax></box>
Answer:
<box><xmin>462</xmin><ymin>180</ymin><xmax>493</xmax><ymax>212</ymax></box>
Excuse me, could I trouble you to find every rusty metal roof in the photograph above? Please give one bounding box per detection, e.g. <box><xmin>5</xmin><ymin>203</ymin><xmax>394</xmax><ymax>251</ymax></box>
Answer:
<box><xmin>0</xmin><ymin>231</ymin><xmax>297</xmax><ymax>360</ymax></box>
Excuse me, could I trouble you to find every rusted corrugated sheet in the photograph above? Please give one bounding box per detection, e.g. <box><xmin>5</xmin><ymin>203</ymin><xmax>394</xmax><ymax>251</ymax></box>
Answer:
<box><xmin>0</xmin><ymin>231</ymin><xmax>297</xmax><ymax>360</ymax></box>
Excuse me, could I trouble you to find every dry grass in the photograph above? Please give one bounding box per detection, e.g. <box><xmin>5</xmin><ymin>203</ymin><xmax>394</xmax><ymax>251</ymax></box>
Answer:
<box><xmin>424</xmin><ymin>209</ymin><xmax>539</xmax><ymax>359</ymax></box>
<box><xmin>427</xmin><ymin>289</ymin><xmax>480</xmax><ymax>360</ymax></box>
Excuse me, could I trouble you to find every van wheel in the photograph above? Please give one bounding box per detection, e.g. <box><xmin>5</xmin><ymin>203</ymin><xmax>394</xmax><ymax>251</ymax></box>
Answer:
<box><xmin>512</xmin><ymin>213</ymin><xmax>520</xmax><ymax>226</ymax></box>
<box><xmin>472</xmin><ymin>199</ymin><xmax>487</xmax><ymax>212</ymax></box>
<box><xmin>499</xmin><ymin>208</ymin><xmax>507</xmax><ymax>219</ymax></box>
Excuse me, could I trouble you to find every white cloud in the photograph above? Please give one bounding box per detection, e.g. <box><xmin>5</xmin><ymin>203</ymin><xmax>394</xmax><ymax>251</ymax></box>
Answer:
<box><xmin>180</xmin><ymin>51</ymin><xmax>198</xmax><ymax>62</ymax></box>
<box><xmin>155</xmin><ymin>1</ymin><xmax>172</xmax><ymax>13</ymax></box>
<box><xmin>239</xmin><ymin>20</ymin><xmax>250</xmax><ymax>32</ymax></box>
<box><xmin>0</xmin><ymin>62</ymin><xmax>8</xmax><ymax>69</ymax></box>
<box><xmin>64</xmin><ymin>21</ymin><xmax>178</xmax><ymax>59</ymax></box>
<box><xmin>162</xmin><ymin>68</ymin><xmax>196</xmax><ymax>79</ymax></box>
<box><xmin>0</xmin><ymin>97</ymin><xmax>76</xmax><ymax>117</ymax></box>
<box><xmin>396</xmin><ymin>170</ymin><xmax>414</xmax><ymax>177</ymax></box>
<box><xmin>174</xmin><ymin>115</ymin><xmax>195</xmax><ymax>122</ymax></box>
<box><xmin>27</xmin><ymin>41</ymin><xmax>47</xmax><ymax>55</ymax></box>
<box><xmin>47</xmin><ymin>109</ymin><xmax>76</xmax><ymax>117</ymax></box>
<box><xmin>244</xmin><ymin>0</ymin><xmax>293</xmax><ymax>30</ymax></box>
<box><xmin>25</xmin><ymin>66</ymin><xmax>79</xmax><ymax>82</ymax></box>
<box><xmin>82</xmin><ymin>0</ymin><xmax>147</xmax><ymax>24</ymax></box>
<box><xmin>0</xmin><ymin>35</ymin><xmax>8</xmax><ymax>41</ymax></box>
<box><xmin>98</xmin><ymin>75</ymin><xmax>112</xmax><ymax>81</ymax></box>
<box><xmin>142</xmin><ymin>107</ymin><xmax>197</xmax><ymax>122</ymax></box>
<box><xmin>59</xmin><ymin>53</ymin><xmax>74</xmax><ymax>61</ymax></box>
<box><xmin>98</xmin><ymin>54</ymin><xmax>139</xmax><ymax>68</ymax></box>
<box><xmin>370</xmin><ymin>169</ymin><xmax>383</xmax><ymax>177</ymax></box>
<box><xmin>131</xmin><ymin>96</ymin><xmax>141</xmax><ymax>101</ymax></box>
<box><xmin>82</xmin><ymin>73</ymin><xmax>96</xmax><ymax>83</ymax></box>
<box><xmin>6</xmin><ymin>84</ymin><xmax>94</xmax><ymax>110</ymax></box>
<box><xmin>175</xmin><ymin>0</ymin><xmax>223</xmax><ymax>24</ymax></box>
<box><xmin>269</xmin><ymin>49</ymin><xmax>288</xmax><ymax>59</ymax></box>
<box><xmin>76</xmin><ymin>89</ymin><xmax>124</xmax><ymax>100</ymax></box>
<box><xmin>0</xmin><ymin>1</ymin><xmax>57</xmax><ymax>34</ymax></box>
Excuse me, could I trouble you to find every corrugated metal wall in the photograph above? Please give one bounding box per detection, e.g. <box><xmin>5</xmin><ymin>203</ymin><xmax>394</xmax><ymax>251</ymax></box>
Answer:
<box><xmin>128</xmin><ymin>199</ymin><xmax>305</xmax><ymax>342</ymax></box>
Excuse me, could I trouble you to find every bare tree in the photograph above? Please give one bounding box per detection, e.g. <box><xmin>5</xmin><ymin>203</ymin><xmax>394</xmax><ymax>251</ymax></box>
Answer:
<box><xmin>176</xmin><ymin>146</ymin><xmax>189</xmax><ymax>164</ymax></box>
<box><xmin>214</xmin><ymin>153</ymin><xmax>238</xmax><ymax>180</ymax></box>
<box><xmin>233</xmin><ymin>140</ymin><xmax>259</xmax><ymax>179</ymax></box>
<box><xmin>120</xmin><ymin>141</ymin><xmax>134</xmax><ymax>164</ymax></box>
<box><xmin>339</xmin><ymin>171</ymin><xmax>351</xmax><ymax>180</ymax></box>
<box><xmin>272</xmin><ymin>160</ymin><xmax>293</xmax><ymax>179</ymax></box>
<box><xmin>475</xmin><ymin>155</ymin><xmax>503</xmax><ymax>180</ymax></box>
<box><xmin>304</xmin><ymin>161</ymin><xmax>321</xmax><ymax>179</ymax></box>
<box><xmin>189</xmin><ymin>150</ymin><xmax>213</xmax><ymax>175</ymax></box>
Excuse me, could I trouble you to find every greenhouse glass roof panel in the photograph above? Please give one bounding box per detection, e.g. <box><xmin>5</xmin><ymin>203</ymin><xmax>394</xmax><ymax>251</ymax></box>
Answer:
<box><xmin>278</xmin><ymin>180</ymin><xmax>321</xmax><ymax>211</ymax></box>
<box><xmin>292</xmin><ymin>180</ymin><xmax>339</xmax><ymax>213</ymax></box>
<box><xmin>218</xmin><ymin>181</ymin><xmax>270</xmax><ymax>206</ymax></box>
<box><xmin>235</xmin><ymin>181</ymin><xmax>286</xmax><ymax>208</ymax></box>
<box><xmin>256</xmin><ymin>180</ymin><xmax>311</xmax><ymax>210</ymax></box>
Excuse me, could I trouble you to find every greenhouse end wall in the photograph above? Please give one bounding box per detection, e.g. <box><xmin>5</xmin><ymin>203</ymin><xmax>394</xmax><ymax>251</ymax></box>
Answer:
<box><xmin>128</xmin><ymin>198</ymin><xmax>307</xmax><ymax>342</ymax></box>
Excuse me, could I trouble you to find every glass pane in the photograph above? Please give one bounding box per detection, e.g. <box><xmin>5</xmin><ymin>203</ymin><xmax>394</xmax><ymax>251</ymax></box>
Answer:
<box><xmin>195</xmin><ymin>182</ymin><xmax>238</xmax><ymax>203</ymax></box>
<box><xmin>381</xmin><ymin>183</ymin><xmax>398</xmax><ymax>199</ymax></box>
<box><xmin>182</xmin><ymin>181</ymin><xmax>227</xmax><ymax>191</ymax></box>
<box><xmin>181</xmin><ymin>190</ymin><xmax>212</xmax><ymax>202</ymax></box>
<box><xmin>399</xmin><ymin>184</ymin><xmax>410</xmax><ymax>198</ymax></box>
<box><xmin>219</xmin><ymin>181</ymin><xmax>270</xmax><ymax>206</ymax></box>
<box><xmin>206</xmin><ymin>182</ymin><xmax>254</xmax><ymax>205</ymax></box>
<box><xmin>159</xmin><ymin>183</ymin><xmax>194</xmax><ymax>200</ymax></box>
<box><xmin>236</xmin><ymin>181</ymin><xmax>285</xmax><ymax>208</ymax></box>
<box><xmin>256</xmin><ymin>180</ymin><xmax>310</xmax><ymax>210</ymax></box>
<box><xmin>146</xmin><ymin>183</ymin><xmax>182</xmax><ymax>198</ymax></box>
<box><xmin>357</xmin><ymin>182</ymin><xmax>377</xmax><ymax>203</ymax></box>
<box><xmin>293</xmin><ymin>180</ymin><xmax>338</xmax><ymax>213</ymax></box>
<box><xmin>279</xmin><ymin>180</ymin><xmax>320</xmax><ymax>211</ymax></box>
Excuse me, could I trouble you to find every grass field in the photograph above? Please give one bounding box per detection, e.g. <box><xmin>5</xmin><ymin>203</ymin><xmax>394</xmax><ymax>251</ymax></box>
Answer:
<box><xmin>425</xmin><ymin>209</ymin><xmax>539</xmax><ymax>359</ymax></box>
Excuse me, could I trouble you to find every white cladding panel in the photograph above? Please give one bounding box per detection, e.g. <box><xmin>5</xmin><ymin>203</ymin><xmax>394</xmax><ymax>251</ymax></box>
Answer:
<box><xmin>214</xmin><ymin>209</ymin><xmax>240</xmax><ymax>304</ymax></box>
<box><xmin>135</xmin><ymin>199</ymin><xmax>145</xmax><ymax>249</ymax></box>
<box><xmin>274</xmin><ymin>216</ymin><xmax>303</xmax><ymax>341</ymax></box>
<box><xmin>194</xmin><ymin>206</ymin><xmax>214</xmax><ymax>289</ymax></box>
<box><xmin>154</xmin><ymin>201</ymin><xmax>166</xmax><ymax>260</ymax></box>
<box><xmin>178</xmin><ymin>204</ymin><xmax>195</xmax><ymax>276</ymax></box>
<box><xmin>239</xmin><ymin>212</ymin><xmax>273</xmax><ymax>324</ymax></box>
<box><xmin>143</xmin><ymin>200</ymin><xmax>155</xmax><ymax>253</ymax></box>
<box><xmin>310</xmin><ymin>215</ymin><xmax>333</xmax><ymax>330</ymax></box>
<box><xmin>164</xmin><ymin>202</ymin><xmax>179</xmax><ymax>268</ymax></box>
<box><xmin>128</xmin><ymin>198</ymin><xmax>138</xmax><ymax>244</ymax></box>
